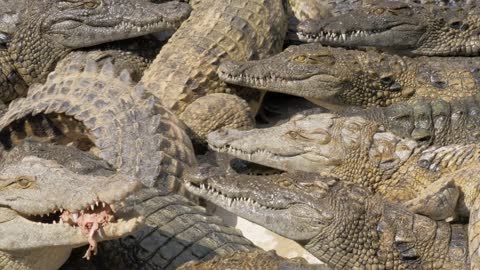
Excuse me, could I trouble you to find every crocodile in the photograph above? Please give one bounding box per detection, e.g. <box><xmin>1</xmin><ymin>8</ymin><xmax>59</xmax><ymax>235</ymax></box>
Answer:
<box><xmin>207</xmin><ymin>111</ymin><xmax>480</xmax><ymax>268</ymax></box>
<box><xmin>184</xmin><ymin>167</ymin><xmax>469</xmax><ymax>269</ymax></box>
<box><xmin>0</xmin><ymin>0</ymin><xmax>191</xmax><ymax>104</ymax></box>
<box><xmin>296</xmin><ymin>1</ymin><xmax>480</xmax><ymax>56</ymax></box>
<box><xmin>0</xmin><ymin>60</ymin><xmax>259</xmax><ymax>269</ymax></box>
<box><xmin>177</xmin><ymin>250</ymin><xmax>329</xmax><ymax>270</ymax></box>
<box><xmin>138</xmin><ymin>0</ymin><xmax>287</xmax><ymax>144</ymax></box>
<box><xmin>218</xmin><ymin>43</ymin><xmax>480</xmax><ymax>110</ymax></box>
<box><xmin>284</xmin><ymin>0</ymin><xmax>474</xmax><ymax>42</ymax></box>
<box><xmin>0</xmin><ymin>143</ymin><xmax>143</xmax><ymax>270</ymax></box>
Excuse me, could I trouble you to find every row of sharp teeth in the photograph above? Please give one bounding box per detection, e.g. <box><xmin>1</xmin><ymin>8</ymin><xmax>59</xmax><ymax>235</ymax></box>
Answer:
<box><xmin>117</xmin><ymin>19</ymin><xmax>173</xmax><ymax>32</ymax></box>
<box><xmin>221</xmin><ymin>72</ymin><xmax>288</xmax><ymax>85</ymax></box>
<box><xmin>299</xmin><ymin>29</ymin><xmax>380</xmax><ymax>42</ymax></box>
<box><xmin>35</xmin><ymin>201</ymin><xmax>107</xmax><ymax>223</ymax></box>
<box><xmin>220</xmin><ymin>146</ymin><xmax>278</xmax><ymax>161</ymax></box>
<box><xmin>195</xmin><ymin>183</ymin><xmax>277</xmax><ymax>210</ymax></box>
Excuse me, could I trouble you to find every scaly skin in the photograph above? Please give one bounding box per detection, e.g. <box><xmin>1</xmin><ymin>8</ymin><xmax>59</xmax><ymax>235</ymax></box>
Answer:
<box><xmin>343</xmin><ymin>94</ymin><xmax>480</xmax><ymax>146</ymax></box>
<box><xmin>0</xmin><ymin>60</ymin><xmax>257</xmax><ymax>269</ymax></box>
<box><xmin>56</xmin><ymin>36</ymin><xmax>164</xmax><ymax>82</ymax></box>
<box><xmin>296</xmin><ymin>1</ymin><xmax>480</xmax><ymax>56</ymax></box>
<box><xmin>0</xmin><ymin>142</ymin><xmax>143</xmax><ymax>270</ymax></box>
<box><xmin>177</xmin><ymin>250</ymin><xmax>329</xmax><ymax>270</ymax></box>
<box><xmin>218</xmin><ymin>43</ymin><xmax>480</xmax><ymax>110</ymax></box>
<box><xmin>139</xmin><ymin>0</ymin><xmax>287</xmax><ymax>143</ymax></box>
<box><xmin>0</xmin><ymin>0</ymin><xmax>191</xmax><ymax>103</ymax></box>
<box><xmin>184</xmin><ymin>168</ymin><xmax>469</xmax><ymax>269</ymax></box>
<box><xmin>95</xmin><ymin>189</ymin><xmax>257</xmax><ymax>270</ymax></box>
<box><xmin>207</xmin><ymin>111</ymin><xmax>480</xmax><ymax>269</ymax></box>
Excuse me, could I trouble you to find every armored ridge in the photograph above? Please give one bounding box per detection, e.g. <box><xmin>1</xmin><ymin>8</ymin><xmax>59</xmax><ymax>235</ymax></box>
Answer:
<box><xmin>0</xmin><ymin>0</ymin><xmax>191</xmax><ymax>103</ymax></box>
<box><xmin>184</xmin><ymin>167</ymin><xmax>469</xmax><ymax>269</ymax></box>
<box><xmin>139</xmin><ymin>0</ymin><xmax>287</xmax><ymax>143</ymax></box>
<box><xmin>0</xmin><ymin>60</ymin><xmax>258</xmax><ymax>269</ymax></box>
<box><xmin>0</xmin><ymin>141</ymin><xmax>143</xmax><ymax>270</ymax></box>
<box><xmin>218</xmin><ymin>43</ymin><xmax>480</xmax><ymax>110</ymax></box>
<box><xmin>0</xmin><ymin>59</ymin><xmax>196</xmax><ymax>189</ymax></box>
<box><xmin>296</xmin><ymin>1</ymin><xmax>480</xmax><ymax>56</ymax></box>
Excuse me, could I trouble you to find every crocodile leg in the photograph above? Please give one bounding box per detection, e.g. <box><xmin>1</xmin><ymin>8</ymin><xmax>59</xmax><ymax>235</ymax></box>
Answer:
<box><xmin>403</xmin><ymin>179</ymin><xmax>460</xmax><ymax>221</ymax></box>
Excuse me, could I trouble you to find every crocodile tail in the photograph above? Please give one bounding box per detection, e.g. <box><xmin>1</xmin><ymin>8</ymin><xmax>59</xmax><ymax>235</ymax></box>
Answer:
<box><xmin>0</xmin><ymin>60</ymin><xmax>196</xmax><ymax>190</ymax></box>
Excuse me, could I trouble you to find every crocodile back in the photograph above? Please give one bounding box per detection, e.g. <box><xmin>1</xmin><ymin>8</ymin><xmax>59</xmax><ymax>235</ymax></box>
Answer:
<box><xmin>139</xmin><ymin>0</ymin><xmax>287</xmax><ymax>113</ymax></box>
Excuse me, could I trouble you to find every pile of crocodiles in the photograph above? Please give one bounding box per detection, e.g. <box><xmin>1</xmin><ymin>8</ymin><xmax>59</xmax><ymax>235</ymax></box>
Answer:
<box><xmin>3</xmin><ymin>0</ymin><xmax>480</xmax><ymax>269</ymax></box>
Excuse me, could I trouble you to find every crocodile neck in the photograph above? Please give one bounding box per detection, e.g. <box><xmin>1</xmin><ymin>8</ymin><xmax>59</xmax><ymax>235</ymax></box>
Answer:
<box><xmin>0</xmin><ymin>20</ymin><xmax>70</xmax><ymax>103</ymax></box>
<box><xmin>8</xmin><ymin>22</ymin><xmax>70</xmax><ymax>85</ymax></box>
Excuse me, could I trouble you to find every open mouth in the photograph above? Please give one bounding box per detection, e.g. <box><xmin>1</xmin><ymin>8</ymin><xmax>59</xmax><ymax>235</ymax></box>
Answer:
<box><xmin>297</xmin><ymin>29</ymin><xmax>385</xmax><ymax>43</ymax></box>
<box><xmin>210</xmin><ymin>143</ymin><xmax>293</xmax><ymax>163</ymax></box>
<box><xmin>185</xmin><ymin>181</ymin><xmax>283</xmax><ymax>211</ymax></box>
<box><xmin>115</xmin><ymin>19</ymin><xmax>179</xmax><ymax>33</ymax></box>
<box><xmin>21</xmin><ymin>199</ymin><xmax>138</xmax><ymax>260</ymax></box>
<box><xmin>219</xmin><ymin>69</ymin><xmax>292</xmax><ymax>86</ymax></box>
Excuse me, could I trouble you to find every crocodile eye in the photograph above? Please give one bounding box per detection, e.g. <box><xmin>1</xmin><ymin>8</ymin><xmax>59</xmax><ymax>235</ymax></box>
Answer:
<box><xmin>279</xmin><ymin>179</ymin><xmax>293</xmax><ymax>187</ymax></box>
<box><xmin>83</xmin><ymin>0</ymin><xmax>100</xmax><ymax>9</ymax></box>
<box><xmin>285</xmin><ymin>130</ymin><xmax>310</xmax><ymax>141</ymax></box>
<box><xmin>84</xmin><ymin>2</ymin><xmax>98</xmax><ymax>8</ymax></box>
<box><xmin>373</xmin><ymin>8</ymin><xmax>385</xmax><ymax>15</ymax></box>
<box><xmin>293</xmin><ymin>55</ymin><xmax>307</xmax><ymax>63</ymax></box>
<box><xmin>305</xmin><ymin>54</ymin><xmax>336</xmax><ymax>65</ymax></box>
<box><xmin>15</xmin><ymin>176</ymin><xmax>33</xmax><ymax>189</ymax></box>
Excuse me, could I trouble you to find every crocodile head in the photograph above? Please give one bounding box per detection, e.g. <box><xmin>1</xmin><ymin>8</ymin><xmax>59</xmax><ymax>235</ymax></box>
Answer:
<box><xmin>21</xmin><ymin>0</ymin><xmax>191</xmax><ymax>49</ymax></box>
<box><xmin>186</xmin><ymin>167</ymin><xmax>345</xmax><ymax>241</ymax></box>
<box><xmin>217</xmin><ymin>43</ymin><xmax>415</xmax><ymax>110</ymax></box>
<box><xmin>184</xmin><ymin>167</ymin><xmax>388</xmax><ymax>267</ymax></box>
<box><xmin>296</xmin><ymin>1</ymin><xmax>480</xmax><ymax>56</ymax></box>
<box><xmin>208</xmin><ymin>112</ymin><xmax>419</xmax><ymax>183</ymax></box>
<box><xmin>0</xmin><ymin>154</ymin><xmax>143</xmax><ymax>265</ymax></box>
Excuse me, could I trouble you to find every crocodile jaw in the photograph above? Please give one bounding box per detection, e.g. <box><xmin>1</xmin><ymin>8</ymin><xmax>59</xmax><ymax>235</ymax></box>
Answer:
<box><xmin>184</xmin><ymin>181</ymin><xmax>322</xmax><ymax>241</ymax></box>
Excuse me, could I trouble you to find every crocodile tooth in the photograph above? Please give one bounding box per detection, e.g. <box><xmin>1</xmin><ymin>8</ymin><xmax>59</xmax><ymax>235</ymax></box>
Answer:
<box><xmin>102</xmin><ymin>202</ymin><xmax>106</xmax><ymax>208</ymax></box>
<box><xmin>72</xmin><ymin>213</ymin><xmax>78</xmax><ymax>222</ymax></box>
<box><xmin>90</xmin><ymin>204</ymin><xmax>95</xmax><ymax>210</ymax></box>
